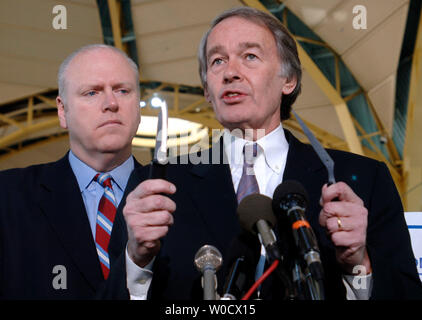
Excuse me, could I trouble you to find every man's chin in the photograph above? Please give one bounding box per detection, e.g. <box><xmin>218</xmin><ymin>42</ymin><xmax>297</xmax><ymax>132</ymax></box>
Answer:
<box><xmin>220</xmin><ymin>118</ymin><xmax>250</xmax><ymax>132</ymax></box>
<box><xmin>97</xmin><ymin>139</ymin><xmax>131</xmax><ymax>155</ymax></box>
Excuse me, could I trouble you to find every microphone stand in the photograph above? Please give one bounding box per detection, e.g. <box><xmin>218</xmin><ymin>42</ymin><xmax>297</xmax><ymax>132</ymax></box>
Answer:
<box><xmin>292</xmin><ymin>259</ymin><xmax>325</xmax><ymax>300</ymax></box>
<box><xmin>203</xmin><ymin>265</ymin><xmax>219</xmax><ymax>300</ymax></box>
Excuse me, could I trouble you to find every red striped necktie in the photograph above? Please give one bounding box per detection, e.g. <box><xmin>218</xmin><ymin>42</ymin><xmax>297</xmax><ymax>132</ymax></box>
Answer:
<box><xmin>94</xmin><ymin>173</ymin><xmax>117</xmax><ymax>279</ymax></box>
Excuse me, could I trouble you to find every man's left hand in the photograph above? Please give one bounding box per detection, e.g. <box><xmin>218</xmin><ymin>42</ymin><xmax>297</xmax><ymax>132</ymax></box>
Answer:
<box><xmin>319</xmin><ymin>182</ymin><xmax>372</xmax><ymax>275</ymax></box>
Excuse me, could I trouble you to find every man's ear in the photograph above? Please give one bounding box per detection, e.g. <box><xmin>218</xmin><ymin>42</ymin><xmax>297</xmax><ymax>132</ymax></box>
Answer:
<box><xmin>281</xmin><ymin>77</ymin><xmax>297</xmax><ymax>95</ymax></box>
<box><xmin>56</xmin><ymin>96</ymin><xmax>68</xmax><ymax>129</ymax></box>
<box><xmin>204</xmin><ymin>86</ymin><xmax>211</xmax><ymax>103</ymax></box>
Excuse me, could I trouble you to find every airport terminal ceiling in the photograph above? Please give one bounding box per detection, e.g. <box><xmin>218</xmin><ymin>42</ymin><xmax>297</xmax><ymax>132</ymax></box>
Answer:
<box><xmin>0</xmin><ymin>0</ymin><xmax>421</xmax><ymax>210</ymax></box>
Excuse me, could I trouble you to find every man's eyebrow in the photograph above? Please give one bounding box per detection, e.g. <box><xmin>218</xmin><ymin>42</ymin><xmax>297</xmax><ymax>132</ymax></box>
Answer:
<box><xmin>206</xmin><ymin>45</ymin><xmax>225</xmax><ymax>61</ymax></box>
<box><xmin>76</xmin><ymin>82</ymin><xmax>134</xmax><ymax>90</ymax></box>
<box><xmin>112</xmin><ymin>82</ymin><xmax>135</xmax><ymax>88</ymax></box>
<box><xmin>76</xmin><ymin>83</ymin><xmax>102</xmax><ymax>91</ymax></box>
<box><xmin>207</xmin><ymin>42</ymin><xmax>263</xmax><ymax>61</ymax></box>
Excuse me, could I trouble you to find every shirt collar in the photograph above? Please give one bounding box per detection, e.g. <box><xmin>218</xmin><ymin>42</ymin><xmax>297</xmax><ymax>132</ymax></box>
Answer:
<box><xmin>223</xmin><ymin>124</ymin><xmax>288</xmax><ymax>174</ymax></box>
<box><xmin>257</xmin><ymin>124</ymin><xmax>288</xmax><ymax>174</ymax></box>
<box><xmin>68</xmin><ymin>150</ymin><xmax>134</xmax><ymax>192</ymax></box>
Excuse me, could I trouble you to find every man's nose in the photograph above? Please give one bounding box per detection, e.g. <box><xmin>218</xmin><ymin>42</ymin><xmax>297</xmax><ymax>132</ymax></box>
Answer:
<box><xmin>103</xmin><ymin>90</ymin><xmax>119</xmax><ymax>112</ymax></box>
<box><xmin>223</xmin><ymin>60</ymin><xmax>242</xmax><ymax>84</ymax></box>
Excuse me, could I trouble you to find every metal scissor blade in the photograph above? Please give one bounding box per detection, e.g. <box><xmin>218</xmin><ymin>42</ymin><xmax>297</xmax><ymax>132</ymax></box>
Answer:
<box><xmin>152</xmin><ymin>102</ymin><xmax>168</xmax><ymax>164</ymax></box>
<box><xmin>153</xmin><ymin>111</ymin><xmax>163</xmax><ymax>161</ymax></box>
<box><xmin>292</xmin><ymin>110</ymin><xmax>336</xmax><ymax>185</ymax></box>
<box><xmin>149</xmin><ymin>101</ymin><xmax>168</xmax><ymax>179</ymax></box>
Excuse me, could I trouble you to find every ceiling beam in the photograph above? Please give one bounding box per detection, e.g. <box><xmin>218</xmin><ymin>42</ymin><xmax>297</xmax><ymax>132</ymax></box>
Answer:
<box><xmin>107</xmin><ymin>0</ymin><xmax>124</xmax><ymax>51</ymax></box>
<box><xmin>0</xmin><ymin>117</ymin><xmax>59</xmax><ymax>150</ymax></box>
<box><xmin>96</xmin><ymin>0</ymin><xmax>140</xmax><ymax>72</ymax></box>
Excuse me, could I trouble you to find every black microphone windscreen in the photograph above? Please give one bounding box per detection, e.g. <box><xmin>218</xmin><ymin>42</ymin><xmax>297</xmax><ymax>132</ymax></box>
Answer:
<box><xmin>272</xmin><ymin>180</ymin><xmax>309</xmax><ymax>214</ymax></box>
<box><xmin>237</xmin><ymin>194</ymin><xmax>276</xmax><ymax>234</ymax></box>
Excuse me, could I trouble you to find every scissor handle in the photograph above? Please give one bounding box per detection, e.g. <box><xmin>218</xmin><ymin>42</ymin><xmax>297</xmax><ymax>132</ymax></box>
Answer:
<box><xmin>148</xmin><ymin>160</ymin><xmax>167</xmax><ymax>180</ymax></box>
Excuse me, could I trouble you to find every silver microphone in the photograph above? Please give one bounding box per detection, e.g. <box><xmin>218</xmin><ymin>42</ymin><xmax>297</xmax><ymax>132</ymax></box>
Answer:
<box><xmin>194</xmin><ymin>245</ymin><xmax>223</xmax><ymax>300</ymax></box>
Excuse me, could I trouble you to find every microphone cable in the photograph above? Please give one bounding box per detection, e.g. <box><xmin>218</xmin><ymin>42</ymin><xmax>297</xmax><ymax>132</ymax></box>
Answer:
<box><xmin>241</xmin><ymin>260</ymin><xmax>279</xmax><ymax>300</ymax></box>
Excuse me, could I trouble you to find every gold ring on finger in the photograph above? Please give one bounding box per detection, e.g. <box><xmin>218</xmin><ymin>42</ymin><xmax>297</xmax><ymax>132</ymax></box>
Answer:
<box><xmin>337</xmin><ymin>217</ymin><xmax>343</xmax><ymax>230</ymax></box>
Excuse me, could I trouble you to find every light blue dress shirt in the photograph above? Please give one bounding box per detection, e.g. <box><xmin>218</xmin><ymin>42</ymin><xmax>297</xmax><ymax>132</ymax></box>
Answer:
<box><xmin>68</xmin><ymin>151</ymin><xmax>152</xmax><ymax>299</ymax></box>
<box><xmin>68</xmin><ymin>150</ymin><xmax>134</xmax><ymax>238</ymax></box>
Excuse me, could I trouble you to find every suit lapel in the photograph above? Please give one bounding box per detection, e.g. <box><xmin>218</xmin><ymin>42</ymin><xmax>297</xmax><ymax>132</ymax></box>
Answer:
<box><xmin>186</xmin><ymin>145</ymin><xmax>240</xmax><ymax>248</ymax></box>
<box><xmin>283</xmin><ymin>130</ymin><xmax>325</xmax><ymax>182</ymax></box>
<box><xmin>280</xmin><ymin>130</ymin><xmax>331</xmax><ymax>232</ymax></box>
<box><xmin>37</xmin><ymin>154</ymin><xmax>103</xmax><ymax>291</ymax></box>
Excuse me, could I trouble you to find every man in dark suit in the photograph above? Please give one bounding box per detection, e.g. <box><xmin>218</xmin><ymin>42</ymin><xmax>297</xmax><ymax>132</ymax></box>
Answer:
<box><xmin>0</xmin><ymin>44</ymin><xmax>143</xmax><ymax>299</ymax></box>
<box><xmin>120</xmin><ymin>7</ymin><xmax>422</xmax><ymax>300</ymax></box>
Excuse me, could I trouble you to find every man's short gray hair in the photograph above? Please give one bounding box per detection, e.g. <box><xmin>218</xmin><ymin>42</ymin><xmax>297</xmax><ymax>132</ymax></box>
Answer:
<box><xmin>198</xmin><ymin>7</ymin><xmax>302</xmax><ymax>120</ymax></box>
<box><xmin>57</xmin><ymin>44</ymin><xmax>140</xmax><ymax>103</ymax></box>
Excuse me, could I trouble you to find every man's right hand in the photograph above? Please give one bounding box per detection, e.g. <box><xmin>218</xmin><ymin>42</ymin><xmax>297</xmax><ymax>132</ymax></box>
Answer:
<box><xmin>123</xmin><ymin>179</ymin><xmax>176</xmax><ymax>268</ymax></box>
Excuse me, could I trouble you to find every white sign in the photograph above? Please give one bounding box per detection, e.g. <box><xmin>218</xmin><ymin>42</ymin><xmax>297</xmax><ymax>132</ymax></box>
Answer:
<box><xmin>405</xmin><ymin>212</ymin><xmax>422</xmax><ymax>282</ymax></box>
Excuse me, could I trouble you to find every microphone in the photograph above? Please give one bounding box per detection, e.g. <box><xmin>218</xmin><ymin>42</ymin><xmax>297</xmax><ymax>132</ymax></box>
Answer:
<box><xmin>272</xmin><ymin>180</ymin><xmax>324</xmax><ymax>284</ymax></box>
<box><xmin>237</xmin><ymin>194</ymin><xmax>296</xmax><ymax>300</ymax></box>
<box><xmin>237</xmin><ymin>194</ymin><xmax>281</xmax><ymax>261</ymax></box>
<box><xmin>194</xmin><ymin>244</ymin><xmax>223</xmax><ymax>300</ymax></box>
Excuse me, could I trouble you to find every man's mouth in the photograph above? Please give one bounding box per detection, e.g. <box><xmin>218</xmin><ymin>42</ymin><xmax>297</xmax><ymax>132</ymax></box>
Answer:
<box><xmin>221</xmin><ymin>90</ymin><xmax>247</xmax><ymax>103</ymax></box>
<box><xmin>99</xmin><ymin>120</ymin><xmax>122</xmax><ymax>128</ymax></box>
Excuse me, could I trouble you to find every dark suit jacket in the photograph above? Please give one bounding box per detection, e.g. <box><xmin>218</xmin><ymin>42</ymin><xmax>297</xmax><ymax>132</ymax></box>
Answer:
<box><xmin>114</xmin><ymin>130</ymin><xmax>422</xmax><ymax>300</ymax></box>
<box><xmin>0</xmin><ymin>153</ymin><xmax>139</xmax><ymax>299</ymax></box>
